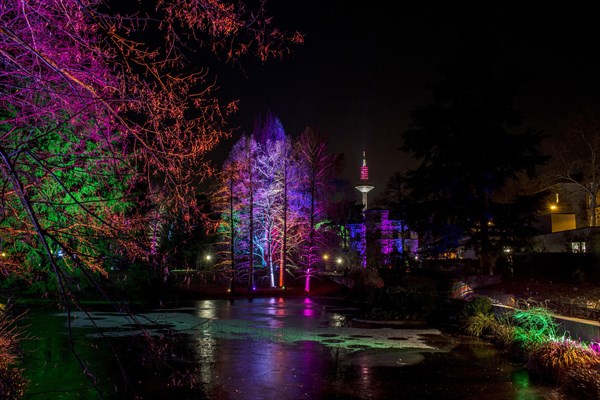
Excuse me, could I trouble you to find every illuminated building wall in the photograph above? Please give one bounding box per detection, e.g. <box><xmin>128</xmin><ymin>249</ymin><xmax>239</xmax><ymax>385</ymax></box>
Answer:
<box><xmin>347</xmin><ymin>209</ymin><xmax>418</xmax><ymax>268</ymax></box>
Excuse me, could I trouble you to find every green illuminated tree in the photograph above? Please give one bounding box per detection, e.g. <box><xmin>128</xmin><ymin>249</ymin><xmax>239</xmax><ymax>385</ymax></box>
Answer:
<box><xmin>0</xmin><ymin>0</ymin><xmax>301</xmax><ymax>298</ymax></box>
<box><xmin>0</xmin><ymin>110</ymin><xmax>134</xmax><ymax>294</ymax></box>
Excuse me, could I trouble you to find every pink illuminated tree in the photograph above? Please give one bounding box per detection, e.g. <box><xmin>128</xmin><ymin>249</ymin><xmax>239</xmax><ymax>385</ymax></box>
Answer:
<box><xmin>0</xmin><ymin>0</ymin><xmax>301</xmax><ymax>290</ymax></box>
<box><xmin>0</xmin><ymin>1</ymin><xmax>302</xmax><ymax>394</ymax></box>
<box><xmin>213</xmin><ymin>114</ymin><xmax>343</xmax><ymax>288</ymax></box>
<box><xmin>295</xmin><ymin>127</ymin><xmax>339</xmax><ymax>269</ymax></box>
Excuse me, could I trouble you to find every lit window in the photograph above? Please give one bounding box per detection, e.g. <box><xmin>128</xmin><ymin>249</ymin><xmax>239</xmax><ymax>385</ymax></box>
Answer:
<box><xmin>570</xmin><ymin>242</ymin><xmax>586</xmax><ymax>253</ymax></box>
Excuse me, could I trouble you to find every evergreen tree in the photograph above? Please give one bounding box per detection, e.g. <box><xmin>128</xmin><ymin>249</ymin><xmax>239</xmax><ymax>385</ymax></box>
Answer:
<box><xmin>401</xmin><ymin>48</ymin><xmax>546</xmax><ymax>273</ymax></box>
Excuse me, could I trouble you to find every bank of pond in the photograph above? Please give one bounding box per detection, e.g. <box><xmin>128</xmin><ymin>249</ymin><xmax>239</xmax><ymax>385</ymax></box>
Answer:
<box><xmin>0</xmin><ymin>294</ymin><xmax>595</xmax><ymax>399</ymax></box>
<box><xmin>1</xmin><ymin>272</ymin><xmax>599</xmax><ymax>399</ymax></box>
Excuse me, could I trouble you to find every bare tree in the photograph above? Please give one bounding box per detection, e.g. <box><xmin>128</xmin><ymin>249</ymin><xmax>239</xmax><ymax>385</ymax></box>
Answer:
<box><xmin>543</xmin><ymin>105</ymin><xmax>600</xmax><ymax>226</ymax></box>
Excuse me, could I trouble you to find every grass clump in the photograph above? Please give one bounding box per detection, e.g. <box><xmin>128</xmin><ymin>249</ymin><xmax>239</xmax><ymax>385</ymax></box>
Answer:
<box><xmin>561</xmin><ymin>364</ymin><xmax>600</xmax><ymax>400</ymax></box>
<box><xmin>512</xmin><ymin>307</ymin><xmax>557</xmax><ymax>349</ymax></box>
<box><xmin>528</xmin><ymin>337</ymin><xmax>600</xmax><ymax>383</ymax></box>
<box><xmin>0</xmin><ymin>305</ymin><xmax>27</xmax><ymax>400</ymax></box>
<box><xmin>461</xmin><ymin>299</ymin><xmax>600</xmax><ymax>399</ymax></box>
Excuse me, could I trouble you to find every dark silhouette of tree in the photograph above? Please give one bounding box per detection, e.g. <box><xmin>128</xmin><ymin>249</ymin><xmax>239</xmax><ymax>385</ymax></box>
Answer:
<box><xmin>401</xmin><ymin>44</ymin><xmax>546</xmax><ymax>274</ymax></box>
<box><xmin>295</xmin><ymin>127</ymin><xmax>338</xmax><ymax>270</ymax></box>
<box><xmin>543</xmin><ymin>104</ymin><xmax>600</xmax><ymax>227</ymax></box>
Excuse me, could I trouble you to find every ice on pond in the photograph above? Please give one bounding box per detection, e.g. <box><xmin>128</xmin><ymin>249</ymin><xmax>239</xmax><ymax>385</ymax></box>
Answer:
<box><xmin>59</xmin><ymin>308</ymin><xmax>448</xmax><ymax>354</ymax></box>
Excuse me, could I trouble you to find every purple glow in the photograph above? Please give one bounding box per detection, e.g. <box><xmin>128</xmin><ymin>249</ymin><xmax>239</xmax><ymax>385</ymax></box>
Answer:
<box><xmin>348</xmin><ymin>209</ymin><xmax>419</xmax><ymax>268</ymax></box>
<box><xmin>216</xmin><ymin>119</ymin><xmax>338</xmax><ymax>283</ymax></box>
<box><xmin>360</xmin><ymin>165</ymin><xmax>369</xmax><ymax>181</ymax></box>
<box><xmin>305</xmin><ymin>268</ymin><xmax>311</xmax><ymax>292</ymax></box>
<box><xmin>303</xmin><ymin>297</ymin><xmax>314</xmax><ymax>317</ymax></box>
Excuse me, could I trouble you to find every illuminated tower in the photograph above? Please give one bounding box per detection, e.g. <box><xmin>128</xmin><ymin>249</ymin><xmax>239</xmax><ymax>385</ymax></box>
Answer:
<box><xmin>355</xmin><ymin>151</ymin><xmax>374</xmax><ymax>211</ymax></box>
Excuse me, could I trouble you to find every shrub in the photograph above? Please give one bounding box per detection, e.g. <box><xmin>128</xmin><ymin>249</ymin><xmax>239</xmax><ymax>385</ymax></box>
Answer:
<box><xmin>0</xmin><ymin>306</ymin><xmax>26</xmax><ymax>400</ymax></box>
<box><xmin>561</xmin><ymin>364</ymin><xmax>600</xmax><ymax>400</ymax></box>
<box><xmin>462</xmin><ymin>296</ymin><xmax>493</xmax><ymax>317</ymax></box>
<box><xmin>0</xmin><ymin>363</ymin><xmax>26</xmax><ymax>400</ymax></box>
<box><xmin>487</xmin><ymin>318</ymin><xmax>517</xmax><ymax>350</ymax></box>
<box><xmin>464</xmin><ymin>312</ymin><xmax>496</xmax><ymax>337</ymax></box>
<box><xmin>590</xmin><ymin>341</ymin><xmax>600</xmax><ymax>356</ymax></box>
<box><xmin>528</xmin><ymin>337</ymin><xmax>600</xmax><ymax>383</ymax></box>
<box><xmin>512</xmin><ymin>307</ymin><xmax>558</xmax><ymax>349</ymax></box>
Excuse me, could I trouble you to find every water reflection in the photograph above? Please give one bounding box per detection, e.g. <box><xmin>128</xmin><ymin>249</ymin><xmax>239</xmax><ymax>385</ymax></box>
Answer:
<box><xmin>196</xmin><ymin>299</ymin><xmax>217</xmax><ymax>319</ymax></box>
<box><xmin>21</xmin><ymin>298</ymin><xmax>565</xmax><ymax>400</ymax></box>
<box><xmin>302</xmin><ymin>297</ymin><xmax>316</xmax><ymax>317</ymax></box>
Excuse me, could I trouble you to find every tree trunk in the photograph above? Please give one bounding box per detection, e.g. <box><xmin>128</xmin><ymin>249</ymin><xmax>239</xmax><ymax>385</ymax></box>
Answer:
<box><xmin>279</xmin><ymin>157</ymin><xmax>287</xmax><ymax>288</ymax></box>
<box><xmin>247</xmin><ymin>139</ymin><xmax>254</xmax><ymax>291</ymax></box>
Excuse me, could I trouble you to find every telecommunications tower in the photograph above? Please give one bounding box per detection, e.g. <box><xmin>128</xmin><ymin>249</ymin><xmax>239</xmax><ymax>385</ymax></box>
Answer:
<box><xmin>355</xmin><ymin>151</ymin><xmax>374</xmax><ymax>211</ymax></box>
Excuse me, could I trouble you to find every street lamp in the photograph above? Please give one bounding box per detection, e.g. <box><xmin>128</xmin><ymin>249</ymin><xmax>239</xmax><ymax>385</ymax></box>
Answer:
<box><xmin>322</xmin><ymin>254</ymin><xmax>330</xmax><ymax>270</ymax></box>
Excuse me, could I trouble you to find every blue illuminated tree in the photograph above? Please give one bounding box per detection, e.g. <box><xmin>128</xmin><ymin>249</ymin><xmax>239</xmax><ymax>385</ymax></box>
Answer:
<box><xmin>213</xmin><ymin>113</ymin><xmax>342</xmax><ymax>286</ymax></box>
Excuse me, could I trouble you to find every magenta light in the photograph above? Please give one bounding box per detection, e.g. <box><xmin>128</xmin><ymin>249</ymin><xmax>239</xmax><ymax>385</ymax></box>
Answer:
<box><xmin>360</xmin><ymin>166</ymin><xmax>369</xmax><ymax>181</ymax></box>
<box><xmin>303</xmin><ymin>297</ymin><xmax>314</xmax><ymax>316</ymax></box>
<box><xmin>305</xmin><ymin>268</ymin><xmax>311</xmax><ymax>292</ymax></box>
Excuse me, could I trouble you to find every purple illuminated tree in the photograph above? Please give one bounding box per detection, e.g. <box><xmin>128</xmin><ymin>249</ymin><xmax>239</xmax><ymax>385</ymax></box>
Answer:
<box><xmin>213</xmin><ymin>114</ymin><xmax>343</xmax><ymax>287</ymax></box>
<box><xmin>0</xmin><ymin>0</ymin><xmax>301</xmax><ymax>291</ymax></box>
<box><xmin>254</xmin><ymin>113</ymin><xmax>287</xmax><ymax>286</ymax></box>
<box><xmin>295</xmin><ymin>128</ymin><xmax>339</xmax><ymax>269</ymax></box>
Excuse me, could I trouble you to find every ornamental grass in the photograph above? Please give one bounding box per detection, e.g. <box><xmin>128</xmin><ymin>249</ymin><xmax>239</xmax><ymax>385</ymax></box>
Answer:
<box><xmin>0</xmin><ymin>306</ymin><xmax>26</xmax><ymax>400</ymax></box>
<box><xmin>561</xmin><ymin>364</ymin><xmax>600</xmax><ymax>400</ymax></box>
<box><xmin>512</xmin><ymin>307</ymin><xmax>558</xmax><ymax>349</ymax></box>
<box><xmin>528</xmin><ymin>337</ymin><xmax>600</xmax><ymax>383</ymax></box>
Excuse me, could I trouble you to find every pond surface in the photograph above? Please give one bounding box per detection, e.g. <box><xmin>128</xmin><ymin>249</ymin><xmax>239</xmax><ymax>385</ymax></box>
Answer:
<box><xmin>20</xmin><ymin>297</ymin><xmax>564</xmax><ymax>399</ymax></box>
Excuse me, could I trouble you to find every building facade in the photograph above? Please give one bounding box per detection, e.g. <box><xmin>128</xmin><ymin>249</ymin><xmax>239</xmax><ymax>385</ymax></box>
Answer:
<box><xmin>347</xmin><ymin>208</ymin><xmax>418</xmax><ymax>268</ymax></box>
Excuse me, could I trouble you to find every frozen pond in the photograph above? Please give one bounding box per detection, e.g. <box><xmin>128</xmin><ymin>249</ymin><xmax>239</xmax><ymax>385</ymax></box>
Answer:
<box><xmin>21</xmin><ymin>297</ymin><xmax>564</xmax><ymax>399</ymax></box>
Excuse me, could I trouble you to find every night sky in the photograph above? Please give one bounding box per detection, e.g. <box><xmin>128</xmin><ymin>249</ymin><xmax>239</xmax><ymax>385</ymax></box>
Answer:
<box><xmin>211</xmin><ymin>2</ymin><xmax>600</xmax><ymax>200</ymax></box>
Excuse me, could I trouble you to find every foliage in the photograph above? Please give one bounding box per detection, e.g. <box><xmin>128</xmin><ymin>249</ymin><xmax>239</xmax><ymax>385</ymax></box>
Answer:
<box><xmin>528</xmin><ymin>337</ymin><xmax>600</xmax><ymax>383</ymax></box>
<box><xmin>591</xmin><ymin>341</ymin><xmax>600</xmax><ymax>356</ymax></box>
<box><xmin>464</xmin><ymin>312</ymin><xmax>496</xmax><ymax>338</ymax></box>
<box><xmin>462</xmin><ymin>299</ymin><xmax>600</xmax><ymax>398</ymax></box>
<box><xmin>561</xmin><ymin>365</ymin><xmax>600</xmax><ymax>400</ymax></box>
<box><xmin>400</xmin><ymin>37</ymin><xmax>546</xmax><ymax>271</ymax></box>
<box><xmin>0</xmin><ymin>112</ymin><xmax>133</xmax><ymax>292</ymax></box>
<box><xmin>512</xmin><ymin>307</ymin><xmax>558</xmax><ymax>349</ymax></box>
<box><xmin>0</xmin><ymin>0</ymin><xmax>301</xmax><ymax>300</ymax></box>
<box><xmin>212</xmin><ymin>113</ymin><xmax>342</xmax><ymax>288</ymax></box>
<box><xmin>0</xmin><ymin>306</ymin><xmax>26</xmax><ymax>400</ymax></box>
<box><xmin>486</xmin><ymin>317</ymin><xmax>516</xmax><ymax>350</ymax></box>
<box><xmin>462</xmin><ymin>296</ymin><xmax>493</xmax><ymax>317</ymax></box>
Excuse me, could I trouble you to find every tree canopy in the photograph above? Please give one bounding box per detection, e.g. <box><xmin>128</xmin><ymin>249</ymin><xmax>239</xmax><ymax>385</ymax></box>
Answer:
<box><xmin>0</xmin><ymin>0</ymin><xmax>301</xmax><ymax>297</ymax></box>
<box><xmin>401</xmin><ymin>53</ymin><xmax>546</xmax><ymax>271</ymax></box>
<box><xmin>212</xmin><ymin>112</ymin><xmax>341</xmax><ymax>288</ymax></box>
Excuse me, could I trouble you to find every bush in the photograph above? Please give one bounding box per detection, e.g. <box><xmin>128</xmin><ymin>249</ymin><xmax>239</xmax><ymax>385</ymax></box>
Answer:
<box><xmin>487</xmin><ymin>318</ymin><xmax>517</xmax><ymax>350</ymax></box>
<box><xmin>0</xmin><ymin>306</ymin><xmax>26</xmax><ymax>400</ymax></box>
<box><xmin>462</xmin><ymin>296</ymin><xmax>493</xmax><ymax>317</ymax></box>
<box><xmin>561</xmin><ymin>365</ymin><xmax>600</xmax><ymax>400</ymax></box>
<box><xmin>0</xmin><ymin>363</ymin><xmax>26</xmax><ymax>400</ymax></box>
<box><xmin>464</xmin><ymin>312</ymin><xmax>496</xmax><ymax>337</ymax></box>
<box><xmin>528</xmin><ymin>337</ymin><xmax>600</xmax><ymax>383</ymax></box>
<box><xmin>512</xmin><ymin>307</ymin><xmax>558</xmax><ymax>349</ymax></box>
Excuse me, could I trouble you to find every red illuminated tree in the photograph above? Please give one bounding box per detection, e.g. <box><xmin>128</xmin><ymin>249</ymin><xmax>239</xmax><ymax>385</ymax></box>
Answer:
<box><xmin>0</xmin><ymin>0</ymin><xmax>301</xmax><ymax>291</ymax></box>
<box><xmin>295</xmin><ymin>127</ymin><xmax>338</xmax><ymax>270</ymax></box>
